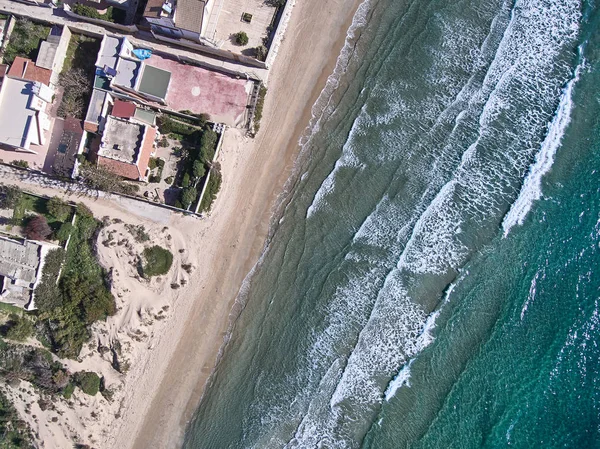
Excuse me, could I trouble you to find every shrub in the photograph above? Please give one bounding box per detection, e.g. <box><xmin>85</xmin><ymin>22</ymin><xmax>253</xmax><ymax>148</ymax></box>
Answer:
<box><xmin>125</xmin><ymin>224</ymin><xmax>149</xmax><ymax>243</ymax></box>
<box><xmin>47</xmin><ymin>197</ymin><xmax>72</xmax><ymax>222</ymax></box>
<box><xmin>200</xmin><ymin>129</ymin><xmax>218</xmax><ymax>163</ymax></box>
<box><xmin>199</xmin><ymin>163</ymin><xmax>222</xmax><ymax>213</ymax></box>
<box><xmin>148</xmin><ymin>158</ymin><xmax>158</xmax><ymax>170</ymax></box>
<box><xmin>165</xmin><ymin>176</ymin><xmax>174</xmax><ymax>185</ymax></box>
<box><xmin>76</xmin><ymin>202</ymin><xmax>93</xmax><ymax>218</ymax></box>
<box><xmin>63</xmin><ymin>382</ymin><xmax>75</xmax><ymax>399</ymax></box>
<box><xmin>12</xmin><ymin>160</ymin><xmax>29</xmax><ymax>169</ymax></box>
<box><xmin>235</xmin><ymin>31</ymin><xmax>249</xmax><ymax>46</ymax></box>
<box><xmin>75</xmin><ymin>371</ymin><xmax>100</xmax><ymax>396</ymax></box>
<box><xmin>182</xmin><ymin>172</ymin><xmax>190</xmax><ymax>188</ymax></box>
<box><xmin>253</xmin><ymin>85</ymin><xmax>267</xmax><ymax>133</ymax></box>
<box><xmin>255</xmin><ymin>45</ymin><xmax>268</xmax><ymax>61</ymax></box>
<box><xmin>25</xmin><ymin>215</ymin><xmax>52</xmax><ymax>240</ymax></box>
<box><xmin>3</xmin><ymin>314</ymin><xmax>34</xmax><ymax>342</ymax></box>
<box><xmin>56</xmin><ymin>222</ymin><xmax>74</xmax><ymax>242</ymax></box>
<box><xmin>142</xmin><ymin>246</ymin><xmax>173</xmax><ymax>277</ymax></box>
<box><xmin>158</xmin><ymin>136</ymin><xmax>169</xmax><ymax>148</ymax></box>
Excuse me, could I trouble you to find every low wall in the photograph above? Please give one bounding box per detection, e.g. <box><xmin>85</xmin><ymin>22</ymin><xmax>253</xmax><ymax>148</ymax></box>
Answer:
<box><xmin>264</xmin><ymin>0</ymin><xmax>297</xmax><ymax>69</ymax></box>
<box><xmin>150</xmin><ymin>31</ymin><xmax>267</xmax><ymax>70</ymax></box>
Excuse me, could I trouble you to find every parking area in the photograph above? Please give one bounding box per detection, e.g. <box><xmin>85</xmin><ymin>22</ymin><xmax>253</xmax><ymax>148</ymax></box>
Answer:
<box><xmin>145</xmin><ymin>53</ymin><xmax>254</xmax><ymax>127</ymax></box>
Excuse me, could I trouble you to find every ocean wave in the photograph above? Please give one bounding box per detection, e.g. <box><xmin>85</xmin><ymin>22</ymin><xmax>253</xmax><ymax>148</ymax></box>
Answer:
<box><xmin>502</xmin><ymin>57</ymin><xmax>584</xmax><ymax>236</ymax></box>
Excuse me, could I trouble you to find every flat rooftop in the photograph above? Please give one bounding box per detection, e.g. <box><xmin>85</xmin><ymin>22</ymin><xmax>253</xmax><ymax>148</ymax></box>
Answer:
<box><xmin>99</xmin><ymin>116</ymin><xmax>144</xmax><ymax>163</ymax></box>
<box><xmin>0</xmin><ymin>78</ymin><xmax>40</xmax><ymax>149</ymax></box>
<box><xmin>96</xmin><ymin>35</ymin><xmax>120</xmax><ymax>70</ymax></box>
<box><xmin>0</xmin><ymin>236</ymin><xmax>40</xmax><ymax>285</ymax></box>
<box><xmin>137</xmin><ymin>64</ymin><xmax>171</xmax><ymax>100</ymax></box>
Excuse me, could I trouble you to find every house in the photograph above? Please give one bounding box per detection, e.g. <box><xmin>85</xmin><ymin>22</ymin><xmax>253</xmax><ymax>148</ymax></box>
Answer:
<box><xmin>92</xmin><ymin>35</ymin><xmax>171</xmax><ymax>106</ymax></box>
<box><xmin>143</xmin><ymin>0</ymin><xmax>212</xmax><ymax>43</ymax></box>
<box><xmin>96</xmin><ymin>115</ymin><xmax>157</xmax><ymax>181</ymax></box>
<box><xmin>0</xmin><ymin>235</ymin><xmax>59</xmax><ymax>310</ymax></box>
<box><xmin>0</xmin><ymin>76</ymin><xmax>53</xmax><ymax>152</ymax></box>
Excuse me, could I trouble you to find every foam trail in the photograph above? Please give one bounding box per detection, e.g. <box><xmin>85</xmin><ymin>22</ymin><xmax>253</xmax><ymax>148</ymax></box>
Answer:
<box><xmin>502</xmin><ymin>57</ymin><xmax>584</xmax><ymax>236</ymax></box>
<box><xmin>385</xmin><ymin>360</ymin><xmax>413</xmax><ymax>401</ymax></box>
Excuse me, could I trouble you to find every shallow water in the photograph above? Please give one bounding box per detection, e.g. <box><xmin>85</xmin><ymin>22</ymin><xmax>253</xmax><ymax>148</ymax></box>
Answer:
<box><xmin>183</xmin><ymin>0</ymin><xmax>600</xmax><ymax>447</ymax></box>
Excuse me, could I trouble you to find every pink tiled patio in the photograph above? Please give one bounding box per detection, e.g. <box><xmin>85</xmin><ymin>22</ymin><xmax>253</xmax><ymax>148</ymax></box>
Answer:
<box><xmin>145</xmin><ymin>54</ymin><xmax>254</xmax><ymax>127</ymax></box>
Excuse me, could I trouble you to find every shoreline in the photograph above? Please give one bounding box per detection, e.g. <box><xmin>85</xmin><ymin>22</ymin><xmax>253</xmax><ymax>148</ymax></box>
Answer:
<box><xmin>122</xmin><ymin>0</ymin><xmax>365</xmax><ymax>448</ymax></box>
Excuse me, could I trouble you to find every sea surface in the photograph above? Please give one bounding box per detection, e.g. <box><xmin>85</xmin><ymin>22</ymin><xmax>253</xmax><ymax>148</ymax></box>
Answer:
<box><xmin>183</xmin><ymin>0</ymin><xmax>600</xmax><ymax>447</ymax></box>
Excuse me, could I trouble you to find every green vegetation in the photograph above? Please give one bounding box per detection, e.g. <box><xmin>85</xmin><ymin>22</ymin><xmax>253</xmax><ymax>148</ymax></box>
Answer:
<box><xmin>0</xmin><ymin>340</ymin><xmax>69</xmax><ymax>394</ymax></box>
<box><xmin>141</xmin><ymin>246</ymin><xmax>173</xmax><ymax>277</ymax></box>
<box><xmin>55</xmin><ymin>222</ymin><xmax>74</xmax><ymax>243</ymax></box>
<box><xmin>235</xmin><ymin>31</ymin><xmax>249</xmax><ymax>46</ymax></box>
<box><xmin>11</xmin><ymin>161</ymin><xmax>28</xmax><ymax>169</ymax></box>
<box><xmin>71</xmin><ymin>4</ymin><xmax>126</xmax><ymax>24</ymax></box>
<box><xmin>34</xmin><ymin>208</ymin><xmax>116</xmax><ymax>358</ymax></box>
<box><xmin>47</xmin><ymin>197</ymin><xmax>71</xmax><ymax>222</ymax></box>
<box><xmin>156</xmin><ymin>116</ymin><xmax>220</xmax><ymax>211</ymax></box>
<box><xmin>125</xmin><ymin>224</ymin><xmax>149</xmax><ymax>243</ymax></box>
<box><xmin>199</xmin><ymin>163</ymin><xmax>222</xmax><ymax>213</ymax></box>
<box><xmin>253</xmin><ymin>85</ymin><xmax>267</xmax><ymax>133</ymax></box>
<box><xmin>2</xmin><ymin>19</ymin><xmax>50</xmax><ymax>65</ymax></box>
<box><xmin>2</xmin><ymin>315</ymin><xmax>33</xmax><ymax>342</ymax></box>
<box><xmin>0</xmin><ymin>185</ymin><xmax>22</xmax><ymax>211</ymax></box>
<box><xmin>74</xmin><ymin>371</ymin><xmax>100</xmax><ymax>396</ymax></box>
<box><xmin>255</xmin><ymin>45</ymin><xmax>268</xmax><ymax>62</ymax></box>
<box><xmin>78</xmin><ymin>161</ymin><xmax>139</xmax><ymax>195</ymax></box>
<box><xmin>62</xmin><ymin>382</ymin><xmax>75</xmax><ymax>399</ymax></box>
<box><xmin>0</xmin><ymin>390</ymin><xmax>33</xmax><ymax>448</ymax></box>
<box><xmin>148</xmin><ymin>158</ymin><xmax>165</xmax><ymax>183</ymax></box>
<box><xmin>58</xmin><ymin>34</ymin><xmax>100</xmax><ymax>119</ymax></box>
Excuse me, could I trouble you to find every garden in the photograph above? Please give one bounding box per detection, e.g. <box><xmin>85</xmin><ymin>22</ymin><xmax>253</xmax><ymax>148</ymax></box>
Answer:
<box><xmin>2</xmin><ymin>18</ymin><xmax>50</xmax><ymax>65</ymax></box>
<box><xmin>155</xmin><ymin>114</ymin><xmax>222</xmax><ymax>213</ymax></box>
<box><xmin>58</xmin><ymin>33</ymin><xmax>101</xmax><ymax>119</ymax></box>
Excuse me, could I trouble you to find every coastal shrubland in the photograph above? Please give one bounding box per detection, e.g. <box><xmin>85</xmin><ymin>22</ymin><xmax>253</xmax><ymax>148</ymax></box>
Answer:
<box><xmin>34</xmin><ymin>205</ymin><xmax>116</xmax><ymax>358</ymax></box>
<box><xmin>0</xmin><ymin>389</ymin><xmax>33</xmax><ymax>448</ymax></box>
<box><xmin>141</xmin><ymin>246</ymin><xmax>173</xmax><ymax>277</ymax></box>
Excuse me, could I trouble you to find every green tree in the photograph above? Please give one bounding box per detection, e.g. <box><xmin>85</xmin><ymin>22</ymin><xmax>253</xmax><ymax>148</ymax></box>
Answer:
<box><xmin>3</xmin><ymin>314</ymin><xmax>33</xmax><ymax>341</ymax></box>
<box><xmin>0</xmin><ymin>185</ymin><xmax>22</xmax><ymax>209</ymax></box>
<box><xmin>193</xmin><ymin>160</ymin><xmax>206</xmax><ymax>179</ymax></box>
<box><xmin>47</xmin><ymin>197</ymin><xmax>72</xmax><ymax>222</ymax></box>
<box><xmin>235</xmin><ymin>31</ymin><xmax>249</xmax><ymax>46</ymax></box>
<box><xmin>181</xmin><ymin>187</ymin><xmax>197</xmax><ymax>209</ymax></box>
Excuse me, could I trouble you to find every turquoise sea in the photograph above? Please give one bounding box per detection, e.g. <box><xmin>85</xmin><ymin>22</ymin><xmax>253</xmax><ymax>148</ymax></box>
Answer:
<box><xmin>184</xmin><ymin>0</ymin><xmax>600</xmax><ymax>447</ymax></box>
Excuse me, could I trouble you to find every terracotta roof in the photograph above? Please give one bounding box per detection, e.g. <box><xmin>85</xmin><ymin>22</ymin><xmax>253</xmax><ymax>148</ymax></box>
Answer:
<box><xmin>7</xmin><ymin>57</ymin><xmax>52</xmax><ymax>86</ymax></box>
<box><xmin>136</xmin><ymin>126</ymin><xmax>157</xmax><ymax>179</ymax></box>
<box><xmin>98</xmin><ymin>156</ymin><xmax>140</xmax><ymax>180</ymax></box>
<box><xmin>97</xmin><ymin>125</ymin><xmax>156</xmax><ymax>181</ymax></box>
<box><xmin>112</xmin><ymin>100</ymin><xmax>136</xmax><ymax>119</ymax></box>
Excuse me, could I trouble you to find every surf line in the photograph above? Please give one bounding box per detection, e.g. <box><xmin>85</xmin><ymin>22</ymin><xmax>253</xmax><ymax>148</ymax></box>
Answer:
<box><xmin>502</xmin><ymin>50</ymin><xmax>586</xmax><ymax>237</ymax></box>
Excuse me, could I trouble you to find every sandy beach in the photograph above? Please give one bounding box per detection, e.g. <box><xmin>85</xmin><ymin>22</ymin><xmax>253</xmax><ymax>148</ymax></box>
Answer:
<box><xmin>0</xmin><ymin>0</ymin><xmax>361</xmax><ymax>446</ymax></box>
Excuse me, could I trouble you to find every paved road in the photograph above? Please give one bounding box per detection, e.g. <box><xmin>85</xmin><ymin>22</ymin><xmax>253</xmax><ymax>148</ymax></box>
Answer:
<box><xmin>0</xmin><ymin>0</ymin><xmax>268</xmax><ymax>81</ymax></box>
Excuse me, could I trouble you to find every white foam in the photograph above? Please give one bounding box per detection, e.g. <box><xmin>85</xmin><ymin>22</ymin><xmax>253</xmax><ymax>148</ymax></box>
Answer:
<box><xmin>502</xmin><ymin>58</ymin><xmax>584</xmax><ymax>237</ymax></box>
<box><xmin>384</xmin><ymin>360</ymin><xmax>413</xmax><ymax>401</ymax></box>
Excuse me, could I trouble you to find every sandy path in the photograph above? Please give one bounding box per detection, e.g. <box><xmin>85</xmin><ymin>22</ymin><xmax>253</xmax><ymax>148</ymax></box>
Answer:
<box><xmin>122</xmin><ymin>0</ymin><xmax>363</xmax><ymax>447</ymax></box>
